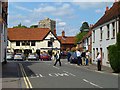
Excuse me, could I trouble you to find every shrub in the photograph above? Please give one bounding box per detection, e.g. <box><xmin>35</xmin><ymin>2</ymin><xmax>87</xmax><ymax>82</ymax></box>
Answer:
<box><xmin>108</xmin><ymin>33</ymin><xmax>120</xmax><ymax>73</ymax></box>
<box><xmin>108</xmin><ymin>45</ymin><xmax>120</xmax><ymax>73</ymax></box>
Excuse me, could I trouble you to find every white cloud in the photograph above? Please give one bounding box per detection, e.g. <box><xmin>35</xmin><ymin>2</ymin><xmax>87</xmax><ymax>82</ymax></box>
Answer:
<box><xmin>58</xmin><ymin>22</ymin><xmax>66</xmax><ymax>27</ymax></box>
<box><xmin>95</xmin><ymin>9</ymin><xmax>102</xmax><ymax>13</ymax></box>
<box><xmin>24</xmin><ymin>20</ymin><xmax>31</xmax><ymax>23</ymax></box>
<box><xmin>33</xmin><ymin>3</ymin><xmax>74</xmax><ymax>16</ymax></box>
<box><xmin>72</xmin><ymin>2</ymin><xmax>104</xmax><ymax>9</ymax></box>
<box><xmin>15</xmin><ymin>5</ymin><xmax>32</xmax><ymax>12</ymax></box>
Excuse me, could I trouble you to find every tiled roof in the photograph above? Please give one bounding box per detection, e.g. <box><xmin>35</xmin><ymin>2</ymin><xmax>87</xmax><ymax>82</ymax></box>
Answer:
<box><xmin>8</xmin><ymin>28</ymin><xmax>50</xmax><ymax>41</ymax></box>
<box><xmin>92</xmin><ymin>2</ymin><xmax>120</xmax><ymax>29</ymax></box>
<box><xmin>57</xmin><ymin>36</ymin><xmax>76</xmax><ymax>44</ymax></box>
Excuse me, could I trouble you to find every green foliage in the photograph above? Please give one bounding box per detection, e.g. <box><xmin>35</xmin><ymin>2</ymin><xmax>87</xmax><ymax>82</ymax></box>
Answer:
<box><xmin>13</xmin><ymin>23</ymin><xmax>28</xmax><ymax>28</ymax></box>
<box><xmin>75</xmin><ymin>32</ymin><xmax>88</xmax><ymax>44</ymax></box>
<box><xmin>108</xmin><ymin>33</ymin><xmax>120</xmax><ymax>73</ymax></box>
<box><xmin>30</xmin><ymin>25</ymin><xmax>38</xmax><ymax>28</ymax></box>
<box><xmin>117</xmin><ymin>33</ymin><xmax>120</xmax><ymax>50</ymax></box>
<box><xmin>80</xmin><ymin>22</ymin><xmax>89</xmax><ymax>32</ymax></box>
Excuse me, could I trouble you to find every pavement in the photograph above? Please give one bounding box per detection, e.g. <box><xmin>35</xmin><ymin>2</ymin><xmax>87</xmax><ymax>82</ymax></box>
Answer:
<box><xmin>1</xmin><ymin>59</ymin><xmax>119</xmax><ymax>89</ymax></box>
<box><xmin>2</xmin><ymin>62</ymin><xmax>25</xmax><ymax>89</ymax></box>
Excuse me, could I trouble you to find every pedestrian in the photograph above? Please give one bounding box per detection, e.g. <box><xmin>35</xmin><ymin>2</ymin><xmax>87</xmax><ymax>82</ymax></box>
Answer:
<box><xmin>81</xmin><ymin>50</ymin><xmax>86</xmax><ymax>65</ymax></box>
<box><xmin>76</xmin><ymin>48</ymin><xmax>82</xmax><ymax>66</ymax></box>
<box><xmin>85</xmin><ymin>50</ymin><xmax>90</xmax><ymax>65</ymax></box>
<box><xmin>96</xmin><ymin>52</ymin><xmax>102</xmax><ymax>71</ymax></box>
<box><xmin>54</xmin><ymin>51</ymin><xmax>61</xmax><ymax>66</ymax></box>
<box><xmin>67</xmin><ymin>49</ymin><xmax>71</xmax><ymax>62</ymax></box>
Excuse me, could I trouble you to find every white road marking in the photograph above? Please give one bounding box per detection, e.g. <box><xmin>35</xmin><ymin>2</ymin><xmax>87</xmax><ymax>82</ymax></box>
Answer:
<box><xmin>63</xmin><ymin>71</ymin><xmax>76</xmax><ymax>76</ymax></box>
<box><xmin>95</xmin><ymin>70</ymin><xmax>104</xmax><ymax>73</ymax></box>
<box><xmin>53</xmin><ymin>66</ymin><xmax>60</xmax><ymax>69</ymax></box>
<box><xmin>83</xmin><ymin>79</ymin><xmax>103</xmax><ymax>88</ymax></box>
<box><xmin>65</xmin><ymin>63</ymin><xmax>68</xmax><ymax>65</ymax></box>
<box><xmin>112</xmin><ymin>73</ymin><xmax>118</xmax><ymax>76</ymax></box>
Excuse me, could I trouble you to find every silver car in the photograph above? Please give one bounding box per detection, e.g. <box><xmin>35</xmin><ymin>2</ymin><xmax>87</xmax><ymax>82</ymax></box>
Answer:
<box><xmin>14</xmin><ymin>53</ymin><xmax>24</xmax><ymax>61</ymax></box>
<box><xmin>6</xmin><ymin>53</ymin><xmax>14</xmax><ymax>60</ymax></box>
<box><xmin>28</xmin><ymin>53</ymin><xmax>39</xmax><ymax>61</ymax></box>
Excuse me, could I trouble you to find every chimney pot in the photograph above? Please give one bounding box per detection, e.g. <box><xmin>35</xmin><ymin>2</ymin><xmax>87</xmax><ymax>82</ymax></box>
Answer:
<box><xmin>62</xmin><ymin>31</ymin><xmax>65</xmax><ymax>37</ymax></box>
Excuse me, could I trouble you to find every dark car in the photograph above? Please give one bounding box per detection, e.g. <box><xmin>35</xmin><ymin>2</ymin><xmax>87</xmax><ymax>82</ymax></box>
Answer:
<box><xmin>40</xmin><ymin>53</ymin><xmax>51</xmax><ymax>61</ymax></box>
<box><xmin>70</xmin><ymin>52</ymin><xmax>78</xmax><ymax>64</ymax></box>
<box><xmin>28</xmin><ymin>53</ymin><xmax>39</xmax><ymax>61</ymax></box>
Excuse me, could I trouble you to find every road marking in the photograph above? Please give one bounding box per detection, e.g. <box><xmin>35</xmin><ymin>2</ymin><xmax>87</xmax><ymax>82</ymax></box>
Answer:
<box><xmin>112</xmin><ymin>73</ymin><xmax>118</xmax><ymax>76</ymax></box>
<box><xmin>63</xmin><ymin>71</ymin><xmax>76</xmax><ymax>76</ymax></box>
<box><xmin>19</xmin><ymin>64</ymin><xmax>29</xmax><ymax>88</ymax></box>
<box><xmin>53</xmin><ymin>66</ymin><xmax>60</xmax><ymax>69</ymax></box>
<box><xmin>95</xmin><ymin>70</ymin><xmax>104</xmax><ymax>73</ymax></box>
<box><xmin>83</xmin><ymin>79</ymin><xmax>103</xmax><ymax>88</ymax></box>
<box><xmin>19</xmin><ymin>63</ymin><xmax>33</xmax><ymax>88</ymax></box>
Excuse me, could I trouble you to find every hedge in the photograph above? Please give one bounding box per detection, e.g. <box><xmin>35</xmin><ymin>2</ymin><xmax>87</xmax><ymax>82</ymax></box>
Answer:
<box><xmin>108</xmin><ymin>33</ymin><xmax>120</xmax><ymax>73</ymax></box>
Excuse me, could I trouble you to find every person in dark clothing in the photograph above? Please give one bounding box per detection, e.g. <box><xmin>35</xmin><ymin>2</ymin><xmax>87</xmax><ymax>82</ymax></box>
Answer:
<box><xmin>96</xmin><ymin>52</ymin><xmax>101</xmax><ymax>71</ymax></box>
<box><xmin>54</xmin><ymin>51</ymin><xmax>61</xmax><ymax>66</ymax></box>
<box><xmin>67</xmin><ymin>51</ymin><xmax>71</xmax><ymax>62</ymax></box>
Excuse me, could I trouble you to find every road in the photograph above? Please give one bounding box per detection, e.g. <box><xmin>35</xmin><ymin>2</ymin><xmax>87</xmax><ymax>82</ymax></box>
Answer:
<box><xmin>14</xmin><ymin>59</ymin><xmax>119</xmax><ymax>88</ymax></box>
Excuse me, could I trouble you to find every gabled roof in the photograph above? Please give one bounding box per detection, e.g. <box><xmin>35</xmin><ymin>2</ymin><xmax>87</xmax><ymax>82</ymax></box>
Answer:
<box><xmin>8</xmin><ymin>28</ymin><xmax>51</xmax><ymax>41</ymax></box>
<box><xmin>92</xmin><ymin>2</ymin><xmax>120</xmax><ymax>29</ymax></box>
<box><xmin>57</xmin><ymin>36</ymin><xmax>76</xmax><ymax>44</ymax></box>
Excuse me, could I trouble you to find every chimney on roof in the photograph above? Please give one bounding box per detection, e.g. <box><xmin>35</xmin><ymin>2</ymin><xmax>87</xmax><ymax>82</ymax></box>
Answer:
<box><xmin>105</xmin><ymin>6</ymin><xmax>109</xmax><ymax>13</ymax></box>
<box><xmin>62</xmin><ymin>31</ymin><xmax>65</xmax><ymax>37</ymax></box>
<box><xmin>53</xmin><ymin>29</ymin><xmax>56</xmax><ymax>35</ymax></box>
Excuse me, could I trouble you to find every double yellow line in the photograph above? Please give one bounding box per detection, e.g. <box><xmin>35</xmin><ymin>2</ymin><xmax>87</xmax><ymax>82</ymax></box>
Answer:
<box><xmin>19</xmin><ymin>63</ymin><xmax>33</xmax><ymax>88</ymax></box>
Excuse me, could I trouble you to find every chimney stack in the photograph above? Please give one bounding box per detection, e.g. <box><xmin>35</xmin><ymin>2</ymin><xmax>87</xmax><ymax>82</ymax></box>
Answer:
<box><xmin>53</xmin><ymin>29</ymin><xmax>56</xmax><ymax>35</ymax></box>
<box><xmin>62</xmin><ymin>31</ymin><xmax>65</xmax><ymax>37</ymax></box>
<box><xmin>105</xmin><ymin>6</ymin><xmax>109</xmax><ymax>13</ymax></box>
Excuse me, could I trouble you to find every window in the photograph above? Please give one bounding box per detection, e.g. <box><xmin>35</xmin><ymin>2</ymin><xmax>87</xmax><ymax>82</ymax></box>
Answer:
<box><xmin>22</xmin><ymin>41</ymin><xmax>25</xmax><ymax>46</ymax></box>
<box><xmin>26</xmin><ymin>41</ymin><xmax>30</xmax><ymax>45</ymax></box>
<box><xmin>31</xmin><ymin>41</ymin><xmax>36</xmax><ymax>46</ymax></box>
<box><xmin>96</xmin><ymin>48</ymin><xmax>98</xmax><ymax>57</ymax></box>
<box><xmin>112</xmin><ymin>22</ymin><xmax>115</xmax><ymax>38</ymax></box>
<box><xmin>93</xmin><ymin>48</ymin><xmax>95</xmax><ymax>59</ymax></box>
<box><xmin>93</xmin><ymin>30</ymin><xmax>95</xmax><ymax>43</ymax></box>
<box><xmin>16</xmin><ymin>41</ymin><xmax>20</xmax><ymax>46</ymax></box>
<box><xmin>22</xmin><ymin>41</ymin><xmax>30</xmax><ymax>46</ymax></box>
<box><xmin>107</xmin><ymin>24</ymin><xmax>110</xmax><ymax>39</ymax></box>
<box><xmin>100</xmin><ymin>27</ymin><xmax>102</xmax><ymax>40</ymax></box>
<box><xmin>48</xmin><ymin>41</ymin><xmax>52</xmax><ymax>47</ymax></box>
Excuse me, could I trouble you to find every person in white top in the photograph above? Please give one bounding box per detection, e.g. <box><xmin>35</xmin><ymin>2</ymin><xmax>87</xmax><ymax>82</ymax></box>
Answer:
<box><xmin>76</xmin><ymin>49</ymin><xmax>82</xmax><ymax>65</ymax></box>
<box><xmin>85</xmin><ymin>50</ymin><xmax>90</xmax><ymax>65</ymax></box>
<box><xmin>96</xmin><ymin>52</ymin><xmax>101</xmax><ymax>71</ymax></box>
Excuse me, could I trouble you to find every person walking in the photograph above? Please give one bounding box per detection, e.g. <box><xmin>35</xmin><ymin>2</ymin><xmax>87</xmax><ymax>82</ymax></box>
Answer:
<box><xmin>85</xmin><ymin>50</ymin><xmax>90</xmax><ymax>65</ymax></box>
<box><xmin>76</xmin><ymin>48</ymin><xmax>82</xmax><ymax>66</ymax></box>
<box><xmin>54</xmin><ymin>51</ymin><xmax>61</xmax><ymax>66</ymax></box>
<box><xmin>67</xmin><ymin>49</ymin><xmax>71</xmax><ymax>62</ymax></box>
<box><xmin>96</xmin><ymin>52</ymin><xmax>101</xmax><ymax>71</ymax></box>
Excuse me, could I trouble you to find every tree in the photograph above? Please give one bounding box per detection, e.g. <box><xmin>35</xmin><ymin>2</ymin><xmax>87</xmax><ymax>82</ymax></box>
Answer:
<box><xmin>75</xmin><ymin>32</ymin><xmax>88</xmax><ymax>44</ymax></box>
<box><xmin>80</xmin><ymin>22</ymin><xmax>89</xmax><ymax>32</ymax></box>
<box><xmin>13</xmin><ymin>23</ymin><xmax>28</xmax><ymax>28</ymax></box>
<box><xmin>30</xmin><ymin>25</ymin><xmax>38</xmax><ymax>28</ymax></box>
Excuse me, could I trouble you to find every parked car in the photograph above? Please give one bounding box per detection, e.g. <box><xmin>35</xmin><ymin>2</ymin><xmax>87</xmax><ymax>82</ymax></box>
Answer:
<box><xmin>69</xmin><ymin>52</ymin><xmax>78</xmax><ymax>64</ymax></box>
<box><xmin>40</xmin><ymin>53</ymin><xmax>51</xmax><ymax>61</ymax></box>
<box><xmin>14</xmin><ymin>53</ymin><xmax>24</xmax><ymax>61</ymax></box>
<box><xmin>28</xmin><ymin>53</ymin><xmax>39</xmax><ymax>61</ymax></box>
<box><xmin>6</xmin><ymin>53</ymin><xmax>14</xmax><ymax>60</ymax></box>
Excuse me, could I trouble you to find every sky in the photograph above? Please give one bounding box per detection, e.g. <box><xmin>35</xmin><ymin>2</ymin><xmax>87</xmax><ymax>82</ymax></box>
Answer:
<box><xmin>8</xmin><ymin>1</ymin><xmax>114</xmax><ymax>36</ymax></box>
